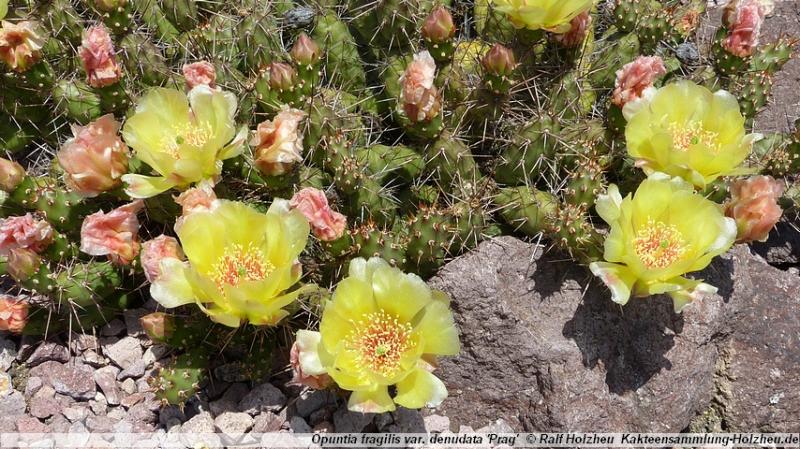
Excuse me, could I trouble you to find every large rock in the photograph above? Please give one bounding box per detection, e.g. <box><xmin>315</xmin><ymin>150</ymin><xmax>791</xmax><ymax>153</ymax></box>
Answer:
<box><xmin>428</xmin><ymin>236</ymin><xmax>799</xmax><ymax>431</ymax></box>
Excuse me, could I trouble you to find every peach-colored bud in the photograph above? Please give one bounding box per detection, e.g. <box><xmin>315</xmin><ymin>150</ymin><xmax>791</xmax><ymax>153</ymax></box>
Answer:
<box><xmin>174</xmin><ymin>180</ymin><xmax>218</xmax><ymax>215</ymax></box>
<box><xmin>552</xmin><ymin>10</ymin><xmax>592</xmax><ymax>48</ymax></box>
<box><xmin>611</xmin><ymin>55</ymin><xmax>667</xmax><ymax>108</ymax></box>
<box><xmin>721</xmin><ymin>0</ymin><xmax>768</xmax><ymax>58</ymax></box>
<box><xmin>289</xmin><ymin>339</ymin><xmax>333</xmax><ymax>390</ymax></box>
<box><xmin>0</xmin><ymin>295</ymin><xmax>28</xmax><ymax>334</ymax></box>
<box><xmin>140</xmin><ymin>235</ymin><xmax>184</xmax><ymax>282</ymax></box>
<box><xmin>80</xmin><ymin>200</ymin><xmax>144</xmax><ymax>265</ymax></box>
<box><xmin>0</xmin><ymin>214</ymin><xmax>54</xmax><ymax>255</ymax></box>
<box><xmin>399</xmin><ymin>50</ymin><xmax>441</xmax><ymax>123</ymax></box>
<box><xmin>94</xmin><ymin>0</ymin><xmax>127</xmax><ymax>12</ymax></box>
<box><xmin>726</xmin><ymin>175</ymin><xmax>784</xmax><ymax>243</ymax></box>
<box><xmin>6</xmin><ymin>248</ymin><xmax>41</xmax><ymax>282</ymax></box>
<box><xmin>182</xmin><ymin>61</ymin><xmax>216</xmax><ymax>89</ymax></box>
<box><xmin>289</xmin><ymin>187</ymin><xmax>347</xmax><ymax>242</ymax></box>
<box><xmin>290</xmin><ymin>33</ymin><xmax>321</xmax><ymax>66</ymax></box>
<box><xmin>79</xmin><ymin>25</ymin><xmax>123</xmax><ymax>88</ymax></box>
<box><xmin>0</xmin><ymin>158</ymin><xmax>26</xmax><ymax>193</ymax></box>
<box><xmin>267</xmin><ymin>62</ymin><xmax>297</xmax><ymax>91</ymax></box>
<box><xmin>481</xmin><ymin>44</ymin><xmax>516</xmax><ymax>77</ymax></box>
<box><xmin>57</xmin><ymin>114</ymin><xmax>129</xmax><ymax>197</ymax></box>
<box><xmin>140</xmin><ymin>312</ymin><xmax>175</xmax><ymax>342</ymax></box>
<box><xmin>251</xmin><ymin>108</ymin><xmax>306</xmax><ymax>176</ymax></box>
<box><xmin>0</xmin><ymin>21</ymin><xmax>45</xmax><ymax>72</ymax></box>
<box><xmin>421</xmin><ymin>6</ymin><xmax>455</xmax><ymax>43</ymax></box>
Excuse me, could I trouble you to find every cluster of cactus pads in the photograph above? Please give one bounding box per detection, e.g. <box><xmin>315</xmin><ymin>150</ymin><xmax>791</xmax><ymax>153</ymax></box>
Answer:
<box><xmin>0</xmin><ymin>0</ymin><xmax>797</xmax><ymax>411</ymax></box>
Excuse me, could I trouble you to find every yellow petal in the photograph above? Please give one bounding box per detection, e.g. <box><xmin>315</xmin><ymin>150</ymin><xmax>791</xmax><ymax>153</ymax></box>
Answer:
<box><xmin>150</xmin><ymin>259</ymin><xmax>196</xmax><ymax>308</ymax></box>
<box><xmin>415</xmin><ymin>291</ymin><xmax>460</xmax><ymax>356</ymax></box>
<box><xmin>393</xmin><ymin>368</ymin><xmax>448</xmax><ymax>409</ymax></box>
<box><xmin>347</xmin><ymin>387</ymin><xmax>395</xmax><ymax>413</ymax></box>
<box><xmin>121</xmin><ymin>174</ymin><xmax>177</xmax><ymax>199</ymax></box>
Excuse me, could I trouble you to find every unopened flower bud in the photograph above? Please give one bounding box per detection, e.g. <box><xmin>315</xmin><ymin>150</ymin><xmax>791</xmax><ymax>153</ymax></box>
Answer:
<box><xmin>6</xmin><ymin>248</ymin><xmax>40</xmax><ymax>282</ymax></box>
<box><xmin>0</xmin><ymin>295</ymin><xmax>28</xmax><ymax>334</ymax></box>
<box><xmin>0</xmin><ymin>20</ymin><xmax>45</xmax><ymax>72</ymax></box>
<box><xmin>267</xmin><ymin>62</ymin><xmax>297</xmax><ymax>92</ymax></box>
<box><xmin>0</xmin><ymin>158</ymin><xmax>25</xmax><ymax>193</ymax></box>
<box><xmin>182</xmin><ymin>61</ymin><xmax>216</xmax><ymax>89</ymax></box>
<box><xmin>290</xmin><ymin>33</ymin><xmax>321</xmax><ymax>66</ymax></box>
<box><xmin>481</xmin><ymin>44</ymin><xmax>516</xmax><ymax>77</ymax></box>
<box><xmin>421</xmin><ymin>6</ymin><xmax>455</xmax><ymax>43</ymax></box>
<box><xmin>726</xmin><ymin>175</ymin><xmax>784</xmax><ymax>242</ymax></box>
<box><xmin>140</xmin><ymin>312</ymin><xmax>175</xmax><ymax>343</ymax></box>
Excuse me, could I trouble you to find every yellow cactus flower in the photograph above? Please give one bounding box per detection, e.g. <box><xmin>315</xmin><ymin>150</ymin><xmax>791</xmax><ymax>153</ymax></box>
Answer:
<box><xmin>624</xmin><ymin>80</ymin><xmax>759</xmax><ymax>188</ymax></box>
<box><xmin>590</xmin><ymin>173</ymin><xmax>737</xmax><ymax>312</ymax></box>
<box><xmin>150</xmin><ymin>199</ymin><xmax>310</xmax><ymax>327</ymax></box>
<box><xmin>491</xmin><ymin>0</ymin><xmax>594</xmax><ymax>33</ymax></box>
<box><xmin>121</xmin><ymin>86</ymin><xmax>247</xmax><ymax>198</ymax></box>
<box><xmin>296</xmin><ymin>258</ymin><xmax>460</xmax><ymax>413</ymax></box>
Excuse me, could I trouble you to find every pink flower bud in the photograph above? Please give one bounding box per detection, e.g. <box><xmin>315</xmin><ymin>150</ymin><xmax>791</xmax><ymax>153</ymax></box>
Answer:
<box><xmin>552</xmin><ymin>10</ymin><xmax>592</xmax><ymax>48</ymax></box>
<box><xmin>0</xmin><ymin>295</ymin><xmax>29</xmax><ymax>334</ymax></box>
<box><xmin>0</xmin><ymin>21</ymin><xmax>45</xmax><ymax>72</ymax></box>
<box><xmin>80</xmin><ymin>201</ymin><xmax>144</xmax><ymax>265</ymax></box>
<box><xmin>79</xmin><ymin>25</ymin><xmax>123</xmax><ymax>88</ymax></box>
<box><xmin>421</xmin><ymin>6</ymin><xmax>455</xmax><ymax>43</ymax></box>
<box><xmin>182</xmin><ymin>61</ymin><xmax>217</xmax><ymax>89</ymax></box>
<box><xmin>251</xmin><ymin>108</ymin><xmax>306</xmax><ymax>176</ymax></box>
<box><xmin>6</xmin><ymin>248</ymin><xmax>41</xmax><ymax>282</ymax></box>
<box><xmin>481</xmin><ymin>44</ymin><xmax>516</xmax><ymax>77</ymax></box>
<box><xmin>140</xmin><ymin>235</ymin><xmax>184</xmax><ymax>283</ymax></box>
<box><xmin>290</xmin><ymin>33</ymin><xmax>321</xmax><ymax>66</ymax></box>
<box><xmin>289</xmin><ymin>187</ymin><xmax>347</xmax><ymax>242</ymax></box>
<box><xmin>611</xmin><ymin>56</ymin><xmax>667</xmax><ymax>108</ymax></box>
<box><xmin>289</xmin><ymin>337</ymin><xmax>333</xmax><ymax>390</ymax></box>
<box><xmin>140</xmin><ymin>312</ymin><xmax>175</xmax><ymax>342</ymax></box>
<box><xmin>399</xmin><ymin>51</ymin><xmax>441</xmax><ymax>123</ymax></box>
<box><xmin>721</xmin><ymin>0</ymin><xmax>770</xmax><ymax>58</ymax></box>
<box><xmin>0</xmin><ymin>158</ymin><xmax>26</xmax><ymax>193</ymax></box>
<box><xmin>0</xmin><ymin>214</ymin><xmax>54</xmax><ymax>255</ymax></box>
<box><xmin>267</xmin><ymin>62</ymin><xmax>297</xmax><ymax>91</ymax></box>
<box><xmin>57</xmin><ymin>114</ymin><xmax>129</xmax><ymax>197</ymax></box>
<box><xmin>726</xmin><ymin>175</ymin><xmax>784</xmax><ymax>243</ymax></box>
<box><xmin>174</xmin><ymin>181</ymin><xmax>218</xmax><ymax>216</ymax></box>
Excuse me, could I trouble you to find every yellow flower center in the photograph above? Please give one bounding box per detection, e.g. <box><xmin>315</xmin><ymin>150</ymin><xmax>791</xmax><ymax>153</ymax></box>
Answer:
<box><xmin>668</xmin><ymin>121</ymin><xmax>720</xmax><ymax>153</ymax></box>
<box><xmin>347</xmin><ymin>310</ymin><xmax>416</xmax><ymax>378</ymax></box>
<box><xmin>633</xmin><ymin>219</ymin><xmax>688</xmax><ymax>269</ymax></box>
<box><xmin>162</xmin><ymin>123</ymin><xmax>212</xmax><ymax>157</ymax></box>
<box><xmin>211</xmin><ymin>243</ymin><xmax>273</xmax><ymax>290</ymax></box>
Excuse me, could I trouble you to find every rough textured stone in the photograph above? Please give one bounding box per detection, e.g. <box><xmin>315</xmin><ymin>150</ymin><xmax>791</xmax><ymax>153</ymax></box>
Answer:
<box><xmin>237</xmin><ymin>382</ymin><xmax>286</xmax><ymax>415</ymax></box>
<box><xmin>182</xmin><ymin>411</ymin><xmax>215</xmax><ymax>433</ymax></box>
<box><xmin>86</xmin><ymin>415</ymin><xmax>118</xmax><ymax>432</ymax></box>
<box><xmin>103</xmin><ymin>337</ymin><xmax>143</xmax><ymax>371</ymax></box>
<box><xmin>23</xmin><ymin>376</ymin><xmax>42</xmax><ymax>398</ymax></box>
<box><xmin>214</xmin><ymin>412</ymin><xmax>254</xmax><ymax>435</ymax></box>
<box><xmin>288</xmin><ymin>416</ymin><xmax>312</xmax><ymax>433</ymax></box>
<box><xmin>423</xmin><ymin>414</ymin><xmax>451</xmax><ymax>433</ymax></box>
<box><xmin>332</xmin><ymin>406</ymin><xmax>373</xmax><ymax>433</ymax></box>
<box><xmin>750</xmin><ymin>222</ymin><xmax>800</xmax><ymax>267</ymax></box>
<box><xmin>30</xmin><ymin>361</ymin><xmax>96</xmax><ymax>400</ymax></box>
<box><xmin>94</xmin><ymin>366</ymin><xmax>122</xmax><ymax>405</ymax></box>
<box><xmin>61</xmin><ymin>404</ymin><xmax>90</xmax><ymax>422</ymax></box>
<box><xmin>16</xmin><ymin>416</ymin><xmax>48</xmax><ymax>433</ymax></box>
<box><xmin>0</xmin><ymin>337</ymin><xmax>16</xmax><ymax>372</ymax></box>
<box><xmin>0</xmin><ymin>390</ymin><xmax>26</xmax><ymax>417</ymax></box>
<box><xmin>293</xmin><ymin>390</ymin><xmax>337</xmax><ymax>419</ymax></box>
<box><xmin>252</xmin><ymin>412</ymin><xmax>285</xmax><ymax>433</ymax></box>
<box><xmin>28</xmin><ymin>386</ymin><xmax>65</xmax><ymax>419</ymax></box>
<box><xmin>26</xmin><ymin>341</ymin><xmax>69</xmax><ymax>366</ymax></box>
<box><xmin>429</xmin><ymin>237</ymin><xmax>726</xmax><ymax>431</ymax></box>
<box><xmin>100</xmin><ymin>319</ymin><xmax>126</xmax><ymax>336</ymax></box>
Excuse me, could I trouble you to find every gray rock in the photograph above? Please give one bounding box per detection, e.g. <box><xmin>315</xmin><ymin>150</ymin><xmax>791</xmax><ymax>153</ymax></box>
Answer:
<box><xmin>423</xmin><ymin>414</ymin><xmax>451</xmax><ymax>433</ymax></box>
<box><xmin>16</xmin><ymin>416</ymin><xmax>49</xmax><ymax>433</ymax></box>
<box><xmin>117</xmin><ymin>359</ymin><xmax>146</xmax><ymax>380</ymax></box>
<box><xmin>30</xmin><ymin>362</ymin><xmax>96</xmax><ymax>401</ymax></box>
<box><xmin>29</xmin><ymin>386</ymin><xmax>61</xmax><ymax>419</ymax></box>
<box><xmin>158</xmin><ymin>405</ymin><xmax>185</xmax><ymax>428</ymax></box>
<box><xmin>428</xmin><ymin>236</ymin><xmax>726</xmax><ymax>431</ymax></box>
<box><xmin>23</xmin><ymin>376</ymin><xmax>42</xmax><ymax>398</ymax></box>
<box><xmin>209</xmin><ymin>382</ymin><xmax>249</xmax><ymax>416</ymax></box>
<box><xmin>288</xmin><ymin>416</ymin><xmax>312</xmax><ymax>433</ymax></box>
<box><xmin>103</xmin><ymin>337</ymin><xmax>143</xmax><ymax>371</ymax></box>
<box><xmin>237</xmin><ymin>382</ymin><xmax>286</xmax><ymax>415</ymax></box>
<box><xmin>120</xmin><ymin>378</ymin><xmax>136</xmax><ymax>395</ymax></box>
<box><xmin>80</xmin><ymin>350</ymin><xmax>108</xmax><ymax>367</ymax></box>
<box><xmin>214</xmin><ymin>412</ymin><xmax>254</xmax><ymax>435</ymax></box>
<box><xmin>126</xmin><ymin>402</ymin><xmax>158</xmax><ymax>425</ymax></box>
<box><xmin>61</xmin><ymin>405</ymin><xmax>90</xmax><ymax>423</ymax></box>
<box><xmin>0</xmin><ymin>337</ymin><xmax>16</xmax><ymax>371</ymax></box>
<box><xmin>100</xmin><ymin>319</ymin><xmax>126</xmax><ymax>336</ymax></box>
<box><xmin>85</xmin><ymin>415</ymin><xmax>118</xmax><ymax>433</ymax></box>
<box><xmin>26</xmin><ymin>341</ymin><xmax>69</xmax><ymax>366</ymax></box>
<box><xmin>252</xmin><ymin>412</ymin><xmax>285</xmax><ymax>433</ymax></box>
<box><xmin>107</xmin><ymin>407</ymin><xmax>128</xmax><ymax>421</ymax></box>
<box><xmin>332</xmin><ymin>406</ymin><xmax>373</xmax><ymax>433</ymax></box>
<box><xmin>94</xmin><ymin>367</ymin><xmax>121</xmax><ymax>405</ymax></box>
<box><xmin>293</xmin><ymin>390</ymin><xmax>337</xmax><ymax>419</ymax></box>
<box><xmin>386</xmin><ymin>408</ymin><xmax>425</xmax><ymax>433</ymax></box>
<box><xmin>0</xmin><ymin>390</ymin><xmax>26</xmax><ymax>417</ymax></box>
<box><xmin>182</xmin><ymin>411</ymin><xmax>216</xmax><ymax>433</ymax></box>
<box><xmin>49</xmin><ymin>414</ymin><xmax>71</xmax><ymax>433</ymax></box>
<box><xmin>69</xmin><ymin>334</ymin><xmax>99</xmax><ymax>353</ymax></box>
<box><xmin>750</xmin><ymin>221</ymin><xmax>800</xmax><ymax>267</ymax></box>
<box><xmin>477</xmin><ymin>419</ymin><xmax>514</xmax><ymax>433</ymax></box>
<box><xmin>142</xmin><ymin>345</ymin><xmax>168</xmax><ymax>368</ymax></box>
<box><xmin>120</xmin><ymin>392</ymin><xmax>144</xmax><ymax>409</ymax></box>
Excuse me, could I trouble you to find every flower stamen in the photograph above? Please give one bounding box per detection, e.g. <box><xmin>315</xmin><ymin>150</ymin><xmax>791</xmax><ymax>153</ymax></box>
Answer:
<box><xmin>346</xmin><ymin>310</ymin><xmax>416</xmax><ymax>378</ymax></box>
<box><xmin>668</xmin><ymin>121</ymin><xmax>721</xmax><ymax>153</ymax></box>
<box><xmin>634</xmin><ymin>218</ymin><xmax>688</xmax><ymax>269</ymax></box>
<box><xmin>211</xmin><ymin>243</ymin><xmax>273</xmax><ymax>290</ymax></box>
